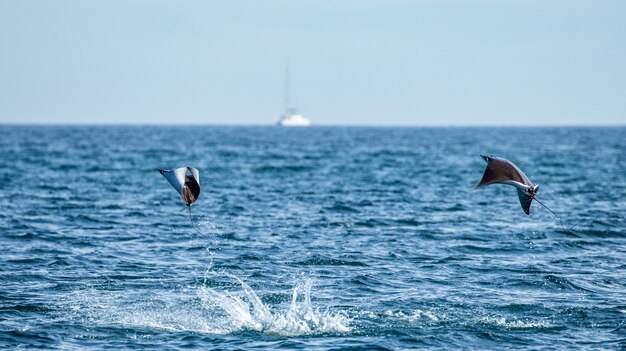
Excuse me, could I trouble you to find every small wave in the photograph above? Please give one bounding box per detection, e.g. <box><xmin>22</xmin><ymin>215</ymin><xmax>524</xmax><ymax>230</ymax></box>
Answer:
<box><xmin>297</xmin><ymin>255</ymin><xmax>367</xmax><ymax>267</ymax></box>
<box><xmin>323</xmin><ymin>202</ymin><xmax>360</xmax><ymax>214</ymax></box>
<box><xmin>237</xmin><ymin>253</ymin><xmax>264</xmax><ymax>261</ymax></box>
<box><xmin>569</xmin><ymin>228</ymin><xmax>626</xmax><ymax>238</ymax></box>
<box><xmin>353</xmin><ymin>218</ymin><xmax>389</xmax><ymax>228</ymax></box>
<box><xmin>253</xmin><ymin>164</ymin><xmax>313</xmax><ymax>173</ymax></box>
<box><xmin>394</xmin><ymin>218</ymin><xmax>420</xmax><ymax>227</ymax></box>
<box><xmin>543</xmin><ymin>274</ymin><xmax>593</xmax><ymax>292</ymax></box>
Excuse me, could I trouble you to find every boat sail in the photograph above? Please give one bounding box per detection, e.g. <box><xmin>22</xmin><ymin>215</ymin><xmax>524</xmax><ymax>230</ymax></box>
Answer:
<box><xmin>276</xmin><ymin>64</ymin><xmax>311</xmax><ymax>127</ymax></box>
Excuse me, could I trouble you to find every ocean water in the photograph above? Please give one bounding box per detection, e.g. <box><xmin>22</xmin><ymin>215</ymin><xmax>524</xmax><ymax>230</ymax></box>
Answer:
<box><xmin>0</xmin><ymin>125</ymin><xmax>624</xmax><ymax>350</ymax></box>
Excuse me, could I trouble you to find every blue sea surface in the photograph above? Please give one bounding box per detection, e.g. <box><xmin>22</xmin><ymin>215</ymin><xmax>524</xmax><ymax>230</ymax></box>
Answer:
<box><xmin>0</xmin><ymin>126</ymin><xmax>624</xmax><ymax>350</ymax></box>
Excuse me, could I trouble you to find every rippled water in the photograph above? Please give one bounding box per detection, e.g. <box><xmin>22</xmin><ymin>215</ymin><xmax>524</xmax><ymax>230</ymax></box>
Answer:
<box><xmin>1</xmin><ymin>126</ymin><xmax>624</xmax><ymax>350</ymax></box>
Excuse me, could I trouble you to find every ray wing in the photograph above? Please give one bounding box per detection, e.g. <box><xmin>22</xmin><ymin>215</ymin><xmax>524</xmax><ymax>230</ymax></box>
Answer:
<box><xmin>159</xmin><ymin>167</ymin><xmax>187</xmax><ymax>195</ymax></box>
<box><xmin>475</xmin><ymin>155</ymin><xmax>534</xmax><ymax>189</ymax></box>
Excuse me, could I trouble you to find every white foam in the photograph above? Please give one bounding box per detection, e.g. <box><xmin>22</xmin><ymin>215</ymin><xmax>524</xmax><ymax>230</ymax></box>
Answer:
<box><xmin>383</xmin><ymin>309</ymin><xmax>440</xmax><ymax>322</ymax></box>
<box><xmin>62</xmin><ymin>275</ymin><xmax>350</xmax><ymax>337</ymax></box>
<box><xmin>480</xmin><ymin>316</ymin><xmax>551</xmax><ymax>329</ymax></box>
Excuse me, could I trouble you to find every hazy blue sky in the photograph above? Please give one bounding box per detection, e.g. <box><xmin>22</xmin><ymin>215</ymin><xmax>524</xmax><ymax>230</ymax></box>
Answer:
<box><xmin>1</xmin><ymin>1</ymin><xmax>624</xmax><ymax>125</ymax></box>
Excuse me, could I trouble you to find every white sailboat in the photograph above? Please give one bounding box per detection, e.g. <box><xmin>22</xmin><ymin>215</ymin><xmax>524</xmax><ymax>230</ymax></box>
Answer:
<box><xmin>276</xmin><ymin>64</ymin><xmax>311</xmax><ymax>127</ymax></box>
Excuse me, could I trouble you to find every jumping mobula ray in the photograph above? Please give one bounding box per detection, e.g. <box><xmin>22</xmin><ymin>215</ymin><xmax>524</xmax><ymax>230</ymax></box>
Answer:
<box><xmin>474</xmin><ymin>155</ymin><xmax>538</xmax><ymax>215</ymax></box>
<box><xmin>474</xmin><ymin>155</ymin><xmax>575</xmax><ymax>231</ymax></box>
<box><xmin>159</xmin><ymin>167</ymin><xmax>201</xmax><ymax>229</ymax></box>
<box><xmin>159</xmin><ymin>167</ymin><xmax>201</xmax><ymax>206</ymax></box>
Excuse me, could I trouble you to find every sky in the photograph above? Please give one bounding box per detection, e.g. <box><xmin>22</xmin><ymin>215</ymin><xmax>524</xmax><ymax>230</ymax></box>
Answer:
<box><xmin>0</xmin><ymin>0</ymin><xmax>624</xmax><ymax>126</ymax></box>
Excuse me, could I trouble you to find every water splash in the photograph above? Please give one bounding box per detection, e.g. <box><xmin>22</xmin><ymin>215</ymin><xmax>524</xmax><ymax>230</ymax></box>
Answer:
<box><xmin>62</xmin><ymin>275</ymin><xmax>349</xmax><ymax>337</ymax></box>
<box><xmin>197</xmin><ymin>275</ymin><xmax>350</xmax><ymax>336</ymax></box>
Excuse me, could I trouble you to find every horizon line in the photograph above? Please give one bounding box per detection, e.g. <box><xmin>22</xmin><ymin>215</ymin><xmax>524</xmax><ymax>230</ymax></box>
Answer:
<box><xmin>0</xmin><ymin>122</ymin><xmax>624</xmax><ymax>128</ymax></box>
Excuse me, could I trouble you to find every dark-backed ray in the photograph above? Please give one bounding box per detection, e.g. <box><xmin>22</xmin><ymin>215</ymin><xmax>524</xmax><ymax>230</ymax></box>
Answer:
<box><xmin>474</xmin><ymin>155</ymin><xmax>537</xmax><ymax>215</ymax></box>
<box><xmin>474</xmin><ymin>155</ymin><xmax>577</xmax><ymax>229</ymax></box>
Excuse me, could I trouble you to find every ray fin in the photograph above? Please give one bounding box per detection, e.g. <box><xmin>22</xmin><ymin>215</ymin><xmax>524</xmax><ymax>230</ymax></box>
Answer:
<box><xmin>517</xmin><ymin>188</ymin><xmax>533</xmax><ymax>215</ymax></box>
<box><xmin>159</xmin><ymin>167</ymin><xmax>186</xmax><ymax>195</ymax></box>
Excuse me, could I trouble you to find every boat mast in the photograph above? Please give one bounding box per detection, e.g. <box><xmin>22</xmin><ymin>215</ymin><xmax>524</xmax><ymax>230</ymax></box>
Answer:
<box><xmin>283</xmin><ymin>62</ymin><xmax>290</xmax><ymax>111</ymax></box>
